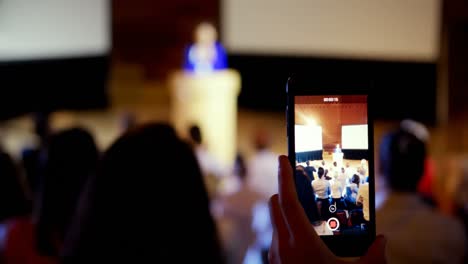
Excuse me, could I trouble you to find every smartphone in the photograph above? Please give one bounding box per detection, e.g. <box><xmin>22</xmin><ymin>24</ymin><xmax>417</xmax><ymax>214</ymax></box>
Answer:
<box><xmin>286</xmin><ymin>75</ymin><xmax>375</xmax><ymax>257</ymax></box>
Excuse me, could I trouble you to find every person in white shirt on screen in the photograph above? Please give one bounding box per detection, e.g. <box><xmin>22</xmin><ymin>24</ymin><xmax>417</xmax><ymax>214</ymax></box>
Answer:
<box><xmin>331</xmin><ymin>161</ymin><xmax>339</xmax><ymax>178</ymax></box>
<box><xmin>357</xmin><ymin>181</ymin><xmax>370</xmax><ymax>222</ymax></box>
<box><xmin>330</xmin><ymin>179</ymin><xmax>343</xmax><ymax>200</ymax></box>
<box><xmin>330</xmin><ymin>178</ymin><xmax>347</xmax><ymax>210</ymax></box>
<box><xmin>337</xmin><ymin>167</ymin><xmax>348</xmax><ymax>196</ymax></box>
<box><xmin>345</xmin><ymin>174</ymin><xmax>361</xmax><ymax>210</ymax></box>
<box><xmin>312</xmin><ymin>167</ymin><xmax>330</xmax><ymax>199</ymax></box>
<box><xmin>312</xmin><ymin>167</ymin><xmax>331</xmax><ymax>220</ymax></box>
<box><xmin>345</xmin><ymin>161</ymin><xmax>355</xmax><ymax>179</ymax></box>
<box><xmin>359</xmin><ymin>159</ymin><xmax>368</xmax><ymax>176</ymax></box>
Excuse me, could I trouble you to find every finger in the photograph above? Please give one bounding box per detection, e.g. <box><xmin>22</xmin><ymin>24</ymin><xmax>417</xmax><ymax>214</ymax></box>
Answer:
<box><xmin>269</xmin><ymin>194</ymin><xmax>290</xmax><ymax>243</ymax></box>
<box><xmin>269</xmin><ymin>230</ymin><xmax>280</xmax><ymax>264</ymax></box>
<box><xmin>360</xmin><ymin>235</ymin><xmax>387</xmax><ymax>264</ymax></box>
<box><xmin>277</xmin><ymin>155</ymin><xmax>311</xmax><ymax>237</ymax></box>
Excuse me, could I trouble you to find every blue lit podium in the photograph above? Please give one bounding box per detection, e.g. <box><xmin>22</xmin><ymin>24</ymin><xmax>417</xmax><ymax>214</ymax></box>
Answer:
<box><xmin>169</xmin><ymin>69</ymin><xmax>241</xmax><ymax>167</ymax></box>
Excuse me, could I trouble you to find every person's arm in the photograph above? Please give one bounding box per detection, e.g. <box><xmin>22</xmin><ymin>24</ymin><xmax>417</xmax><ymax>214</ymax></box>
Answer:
<box><xmin>269</xmin><ymin>156</ymin><xmax>386</xmax><ymax>264</ymax></box>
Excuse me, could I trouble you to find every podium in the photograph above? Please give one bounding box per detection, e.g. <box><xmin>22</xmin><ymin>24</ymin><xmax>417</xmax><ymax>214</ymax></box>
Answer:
<box><xmin>169</xmin><ymin>69</ymin><xmax>241</xmax><ymax>167</ymax></box>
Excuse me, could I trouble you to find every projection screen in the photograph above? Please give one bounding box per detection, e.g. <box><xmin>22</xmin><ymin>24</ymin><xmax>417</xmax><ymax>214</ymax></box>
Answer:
<box><xmin>0</xmin><ymin>0</ymin><xmax>110</xmax><ymax>61</ymax></box>
<box><xmin>221</xmin><ymin>0</ymin><xmax>441</xmax><ymax>61</ymax></box>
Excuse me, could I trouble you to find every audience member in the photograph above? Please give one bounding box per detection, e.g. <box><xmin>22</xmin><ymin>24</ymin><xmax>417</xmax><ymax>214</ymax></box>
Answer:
<box><xmin>246</xmin><ymin>129</ymin><xmax>278</xmax><ymax>200</ymax></box>
<box><xmin>400</xmin><ymin>119</ymin><xmax>436</xmax><ymax>206</ymax></box>
<box><xmin>294</xmin><ymin>168</ymin><xmax>320</xmax><ymax>224</ymax></box>
<box><xmin>188</xmin><ymin>125</ymin><xmax>225</xmax><ymax>197</ymax></box>
<box><xmin>345</xmin><ymin>174</ymin><xmax>360</xmax><ymax>209</ymax></box>
<box><xmin>61</xmin><ymin>123</ymin><xmax>224</xmax><ymax>263</ymax></box>
<box><xmin>1</xmin><ymin>127</ymin><xmax>98</xmax><ymax>264</ymax></box>
<box><xmin>0</xmin><ymin>149</ymin><xmax>31</xmax><ymax>223</ymax></box>
<box><xmin>345</xmin><ymin>161</ymin><xmax>355</xmax><ymax>180</ymax></box>
<box><xmin>22</xmin><ymin>112</ymin><xmax>51</xmax><ymax>196</ymax></box>
<box><xmin>331</xmin><ymin>161</ymin><xmax>339</xmax><ymax>178</ymax></box>
<box><xmin>337</xmin><ymin>167</ymin><xmax>348</xmax><ymax>196</ymax></box>
<box><xmin>377</xmin><ymin>129</ymin><xmax>465</xmax><ymax>264</ymax></box>
<box><xmin>304</xmin><ymin>160</ymin><xmax>316</xmax><ymax>180</ymax></box>
<box><xmin>330</xmin><ymin>179</ymin><xmax>346</xmax><ymax>211</ymax></box>
<box><xmin>215</xmin><ymin>154</ymin><xmax>263</xmax><ymax>264</ymax></box>
<box><xmin>358</xmin><ymin>159</ymin><xmax>368</xmax><ymax>178</ymax></box>
<box><xmin>312</xmin><ymin>167</ymin><xmax>330</xmax><ymax>220</ymax></box>
<box><xmin>296</xmin><ymin>165</ymin><xmax>311</xmax><ymax>183</ymax></box>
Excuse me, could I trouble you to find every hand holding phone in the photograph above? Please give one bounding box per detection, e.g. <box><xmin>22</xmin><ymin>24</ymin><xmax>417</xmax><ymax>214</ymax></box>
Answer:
<box><xmin>269</xmin><ymin>156</ymin><xmax>386</xmax><ymax>264</ymax></box>
<box><xmin>286</xmin><ymin>75</ymin><xmax>376</xmax><ymax>257</ymax></box>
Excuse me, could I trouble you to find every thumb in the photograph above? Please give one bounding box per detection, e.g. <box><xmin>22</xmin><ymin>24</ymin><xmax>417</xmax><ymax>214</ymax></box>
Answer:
<box><xmin>360</xmin><ymin>235</ymin><xmax>387</xmax><ymax>264</ymax></box>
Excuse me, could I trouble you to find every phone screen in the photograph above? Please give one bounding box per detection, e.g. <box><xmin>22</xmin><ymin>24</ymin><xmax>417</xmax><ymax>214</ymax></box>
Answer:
<box><xmin>293</xmin><ymin>94</ymin><xmax>371</xmax><ymax>237</ymax></box>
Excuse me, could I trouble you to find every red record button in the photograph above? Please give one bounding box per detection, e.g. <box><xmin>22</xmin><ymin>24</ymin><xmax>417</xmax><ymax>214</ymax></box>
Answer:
<box><xmin>327</xmin><ymin>217</ymin><xmax>340</xmax><ymax>231</ymax></box>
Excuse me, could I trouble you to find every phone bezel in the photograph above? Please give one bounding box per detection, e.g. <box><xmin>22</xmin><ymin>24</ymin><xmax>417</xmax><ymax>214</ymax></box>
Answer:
<box><xmin>286</xmin><ymin>75</ymin><xmax>376</xmax><ymax>257</ymax></box>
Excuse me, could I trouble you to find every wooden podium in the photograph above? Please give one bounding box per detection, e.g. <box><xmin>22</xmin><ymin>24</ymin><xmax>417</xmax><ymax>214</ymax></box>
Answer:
<box><xmin>169</xmin><ymin>69</ymin><xmax>241</xmax><ymax>167</ymax></box>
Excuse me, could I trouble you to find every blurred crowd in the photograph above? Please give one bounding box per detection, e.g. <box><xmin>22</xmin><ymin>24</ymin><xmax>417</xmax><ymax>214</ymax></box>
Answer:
<box><xmin>0</xmin><ymin>114</ymin><xmax>466</xmax><ymax>264</ymax></box>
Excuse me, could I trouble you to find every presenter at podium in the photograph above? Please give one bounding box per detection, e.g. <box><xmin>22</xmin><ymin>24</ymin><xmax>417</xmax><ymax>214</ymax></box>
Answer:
<box><xmin>332</xmin><ymin>144</ymin><xmax>344</xmax><ymax>168</ymax></box>
<box><xmin>184</xmin><ymin>22</ymin><xmax>227</xmax><ymax>74</ymax></box>
<box><xmin>170</xmin><ymin>22</ymin><xmax>240</xmax><ymax>167</ymax></box>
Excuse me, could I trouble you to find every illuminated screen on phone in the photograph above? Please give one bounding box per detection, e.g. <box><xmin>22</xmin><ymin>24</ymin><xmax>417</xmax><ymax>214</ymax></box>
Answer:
<box><xmin>294</xmin><ymin>95</ymin><xmax>370</xmax><ymax>236</ymax></box>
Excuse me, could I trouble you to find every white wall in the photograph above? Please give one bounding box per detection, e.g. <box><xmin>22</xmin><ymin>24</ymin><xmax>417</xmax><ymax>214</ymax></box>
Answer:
<box><xmin>222</xmin><ymin>0</ymin><xmax>441</xmax><ymax>61</ymax></box>
<box><xmin>0</xmin><ymin>0</ymin><xmax>110</xmax><ymax>61</ymax></box>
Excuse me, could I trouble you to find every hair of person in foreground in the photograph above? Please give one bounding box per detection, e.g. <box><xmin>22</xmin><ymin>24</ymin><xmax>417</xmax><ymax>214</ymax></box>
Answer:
<box><xmin>61</xmin><ymin>123</ymin><xmax>224</xmax><ymax>263</ymax></box>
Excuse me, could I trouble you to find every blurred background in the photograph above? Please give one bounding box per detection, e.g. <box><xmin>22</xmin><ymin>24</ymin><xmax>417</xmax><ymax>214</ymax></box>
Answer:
<box><xmin>1</xmin><ymin>0</ymin><xmax>467</xmax><ymax>153</ymax></box>
<box><xmin>0</xmin><ymin>0</ymin><xmax>467</xmax><ymax>262</ymax></box>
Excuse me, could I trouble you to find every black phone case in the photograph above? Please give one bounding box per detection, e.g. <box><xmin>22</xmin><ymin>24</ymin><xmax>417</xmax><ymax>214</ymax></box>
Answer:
<box><xmin>286</xmin><ymin>75</ymin><xmax>376</xmax><ymax>257</ymax></box>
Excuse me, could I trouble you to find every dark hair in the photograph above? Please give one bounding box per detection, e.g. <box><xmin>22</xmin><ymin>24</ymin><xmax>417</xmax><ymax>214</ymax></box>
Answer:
<box><xmin>62</xmin><ymin>123</ymin><xmax>223</xmax><ymax>263</ymax></box>
<box><xmin>36</xmin><ymin>127</ymin><xmax>98</xmax><ymax>256</ymax></box>
<box><xmin>317</xmin><ymin>167</ymin><xmax>325</xmax><ymax>179</ymax></box>
<box><xmin>379</xmin><ymin>129</ymin><xmax>426</xmax><ymax>192</ymax></box>
<box><xmin>189</xmin><ymin>125</ymin><xmax>202</xmax><ymax>145</ymax></box>
<box><xmin>234</xmin><ymin>153</ymin><xmax>247</xmax><ymax>181</ymax></box>
<box><xmin>351</xmin><ymin>174</ymin><xmax>360</xmax><ymax>187</ymax></box>
<box><xmin>0</xmin><ymin>150</ymin><xmax>31</xmax><ymax>222</ymax></box>
<box><xmin>33</xmin><ymin>112</ymin><xmax>51</xmax><ymax>143</ymax></box>
<box><xmin>296</xmin><ymin>166</ymin><xmax>311</xmax><ymax>182</ymax></box>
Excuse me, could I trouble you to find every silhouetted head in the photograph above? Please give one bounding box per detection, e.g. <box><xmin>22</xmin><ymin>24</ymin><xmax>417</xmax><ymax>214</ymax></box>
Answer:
<box><xmin>379</xmin><ymin>129</ymin><xmax>426</xmax><ymax>192</ymax></box>
<box><xmin>62</xmin><ymin>123</ymin><xmax>223</xmax><ymax>263</ymax></box>
<box><xmin>0</xmin><ymin>150</ymin><xmax>30</xmax><ymax>222</ymax></box>
<box><xmin>351</xmin><ymin>174</ymin><xmax>360</xmax><ymax>186</ymax></box>
<box><xmin>317</xmin><ymin>167</ymin><xmax>325</xmax><ymax>179</ymax></box>
<box><xmin>333</xmin><ymin>161</ymin><xmax>337</xmax><ymax>167</ymax></box>
<box><xmin>33</xmin><ymin>112</ymin><xmax>51</xmax><ymax>143</ymax></box>
<box><xmin>306</xmin><ymin>160</ymin><xmax>310</xmax><ymax>166</ymax></box>
<box><xmin>36</xmin><ymin>127</ymin><xmax>98</xmax><ymax>256</ymax></box>
<box><xmin>189</xmin><ymin>125</ymin><xmax>202</xmax><ymax>145</ymax></box>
